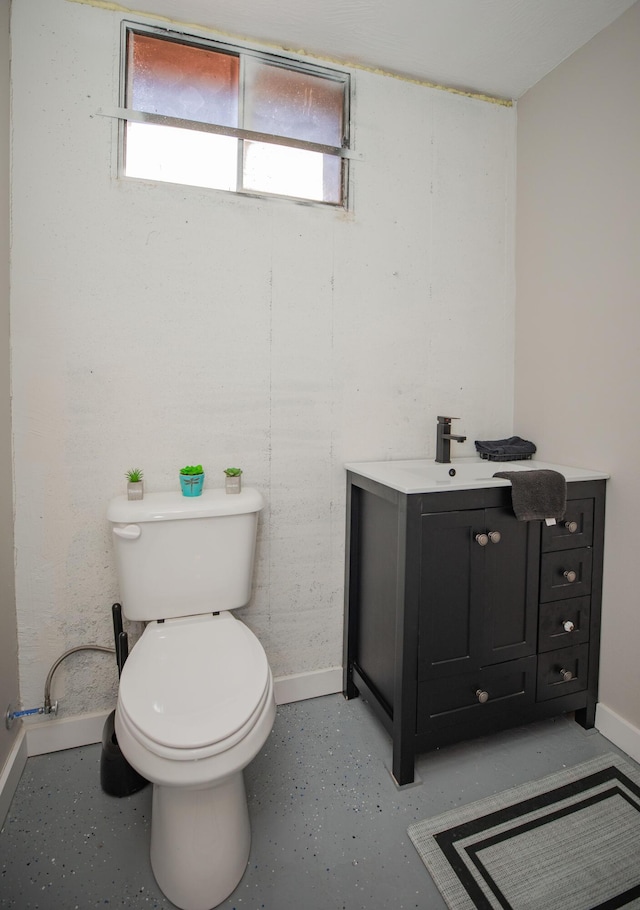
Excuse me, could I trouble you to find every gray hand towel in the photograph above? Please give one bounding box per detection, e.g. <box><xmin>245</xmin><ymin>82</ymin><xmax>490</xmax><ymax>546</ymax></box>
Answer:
<box><xmin>493</xmin><ymin>469</ymin><xmax>566</xmax><ymax>522</ymax></box>
<box><xmin>475</xmin><ymin>436</ymin><xmax>536</xmax><ymax>458</ymax></box>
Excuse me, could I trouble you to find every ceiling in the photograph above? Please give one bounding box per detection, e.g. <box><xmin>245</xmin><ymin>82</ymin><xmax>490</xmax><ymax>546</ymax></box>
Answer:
<box><xmin>103</xmin><ymin>0</ymin><xmax>637</xmax><ymax>100</ymax></box>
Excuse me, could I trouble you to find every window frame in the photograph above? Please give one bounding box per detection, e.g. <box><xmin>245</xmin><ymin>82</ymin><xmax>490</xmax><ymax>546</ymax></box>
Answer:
<box><xmin>118</xmin><ymin>21</ymin><xmax>352</xmax><ymax>208</ymax></box>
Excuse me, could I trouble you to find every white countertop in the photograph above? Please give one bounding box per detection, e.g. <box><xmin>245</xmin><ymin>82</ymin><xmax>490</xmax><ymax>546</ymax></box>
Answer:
<box><xmin>345</xmin><ymin>457</ymin><xmax>609</xmax><ymax>494</ymax></box>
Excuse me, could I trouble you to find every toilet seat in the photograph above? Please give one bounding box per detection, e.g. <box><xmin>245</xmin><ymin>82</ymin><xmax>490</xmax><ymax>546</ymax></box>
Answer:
<box><xmin>117</xmin><ymin>612</ymin><xmax>270</xmax><ymax>761</ymax></box>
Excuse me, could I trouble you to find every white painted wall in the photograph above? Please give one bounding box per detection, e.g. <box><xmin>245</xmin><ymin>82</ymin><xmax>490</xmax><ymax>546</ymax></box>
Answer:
<box><xmin>11</xmin><ymin>0</ymin><xmax>516</xmax><ymax>718</ymax></box>
<box><xmin>515</xmin><ymin>4</ymin><xmax>640</xmax><ymax>732</ymax></box>
<box><xmin>0</xmin><ymin>0</ymin><xmax>20</xmax><ymax>772</ymax></box>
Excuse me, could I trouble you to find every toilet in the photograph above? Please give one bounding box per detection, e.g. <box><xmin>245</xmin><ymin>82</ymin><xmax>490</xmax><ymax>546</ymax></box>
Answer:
<box><xmin>107</xmin><ymin>487</ymin><xmax>276</xmax><ymax>910</ymax></box>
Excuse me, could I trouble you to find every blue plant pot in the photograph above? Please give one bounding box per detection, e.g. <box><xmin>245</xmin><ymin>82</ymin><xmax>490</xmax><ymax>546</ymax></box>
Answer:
<box><xmin>180</xmin><ymin>473</ymin><xmax>204</xmax><ymax>497</ymax></box>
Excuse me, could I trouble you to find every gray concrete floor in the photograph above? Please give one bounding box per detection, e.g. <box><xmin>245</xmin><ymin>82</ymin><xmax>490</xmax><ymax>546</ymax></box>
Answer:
<box><xmin>0</xmin><ymin>694</ymin><xmax>632</xmax><ymax>909</ymax></box>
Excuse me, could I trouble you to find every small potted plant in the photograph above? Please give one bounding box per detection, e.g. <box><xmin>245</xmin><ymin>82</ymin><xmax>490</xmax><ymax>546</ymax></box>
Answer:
<box><xmin>125</xmin><ymin>468</ymin><xmax>144</xmax><ymax>501</ymax></box>
<box><xmin>224</xmin><ymin>467</ymin><xmax>242</xmax><ymax>494</ymax></box>
<box><xmin>180</xmin><ymin>464</ymin><xmax>205</xmax><ymax>497</ymax></box>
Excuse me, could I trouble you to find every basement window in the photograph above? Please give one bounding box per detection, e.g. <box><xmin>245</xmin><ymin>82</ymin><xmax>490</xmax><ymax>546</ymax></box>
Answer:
<box><xmin>120</xmin><ymin>25</ymin><xmax>351</xmax><ymax>207</ymax></box>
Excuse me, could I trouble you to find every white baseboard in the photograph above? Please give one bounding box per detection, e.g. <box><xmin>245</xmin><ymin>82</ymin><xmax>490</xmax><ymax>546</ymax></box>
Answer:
<box><xmin>7</xmin><ymin>666</ymin><xmax>343</xmax><ymax>764</ymax></box>
<box><xmin>25</xmin><ymin>708</ymin><xmax>112</xmax><ymax>758</ymax></box>
<box><xmin>274</xmin><ymin>666</ymin><xmax>342</xmax><ymax>706</ymax></box>
<box><xmin>595</xmin><ymin>702</ymin><xmax>640</xmax><ymax>765</ymax></box>
<box><xmin>0</xmin><ymin>728</ymin><xmax>28</xmax><ymax>828</ymax></box>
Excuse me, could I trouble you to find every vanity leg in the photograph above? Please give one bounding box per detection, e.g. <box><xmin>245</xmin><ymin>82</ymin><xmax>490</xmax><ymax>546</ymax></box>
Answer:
<box><xmin>343</xmin><ymin>662</ymin><xmax>359</xmax><ymax>700</ymax></box>
<box><xmin>575</xmin><ymin>700</ymin><xmax>596</xmax><ymax>729</ymax></box>
<box><xmin>343</xmin><ymin>478</ymin><xmax>361</xmax><ymax>701</ymax></box>
<box><xmin>392</xmin><ymin>736</ymin><xmax>416</xmax><ymax>787</ymax></box>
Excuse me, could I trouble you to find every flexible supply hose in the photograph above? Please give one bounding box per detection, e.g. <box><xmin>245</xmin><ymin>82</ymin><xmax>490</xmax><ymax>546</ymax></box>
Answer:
<box><xmin>44</xmin><ymin>644</ymin><xmax>116</xmax><ymax>713</ymax></box>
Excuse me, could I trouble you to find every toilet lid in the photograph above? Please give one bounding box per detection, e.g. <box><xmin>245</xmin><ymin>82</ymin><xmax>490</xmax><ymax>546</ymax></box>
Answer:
<box><xmin>118</xmin><ymin>613</ymin><xmax>270</xmax><ymax>751</ymax></box>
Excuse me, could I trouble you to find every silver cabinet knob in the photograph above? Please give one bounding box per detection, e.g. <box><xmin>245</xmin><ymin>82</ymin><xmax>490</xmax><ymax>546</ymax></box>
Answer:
<box><xmin>560</xmin><ymin>668</ymin><xmax>573</xmax><ymax>682</ymax></box>
<box><xmin>564</xmin><ymin>520</ymin><xmax>578</xmax><ymax>533</ymax></box>
<box><xmin>475</xmin><ymin>533</ymin><xmax>489</xmax><ymax>547</ymax></box>
<box><xmin>562</xmin><ymin>620</ymin><xmax>575</xmax><ymax>632</ymax></box>
<box><xmin>563</xmin><ymin>569</ymin><xmax>577</xmax><ymax>583</ymax></box>
<box><xmin>488</xmin><ymin>530</ymin><xmax>501</xmax><ymax>544</ymax></box>
<box><xmin>476</xmin><ymin>689</ymin><xmax>489</xmax><ymax>704</ymax></box>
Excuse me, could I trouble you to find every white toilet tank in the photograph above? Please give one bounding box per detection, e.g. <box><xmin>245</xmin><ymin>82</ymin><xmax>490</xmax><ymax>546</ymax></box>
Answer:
<box><xmin>107</xmin><ymin>488</ymin><xmax>264</xmax><ymax>621</ymax></box>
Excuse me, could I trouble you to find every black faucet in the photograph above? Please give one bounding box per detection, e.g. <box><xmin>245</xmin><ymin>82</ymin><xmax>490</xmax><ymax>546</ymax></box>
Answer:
<box><xmin>435</xmin><ymin>416</ymin><xmax>467</xmax><ymax>463</ymax></box>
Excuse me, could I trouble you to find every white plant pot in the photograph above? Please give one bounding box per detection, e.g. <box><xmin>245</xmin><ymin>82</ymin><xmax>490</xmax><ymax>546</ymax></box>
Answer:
<box><xmin>225</xmin><ymin>475</ymin><xmax>241</xmax><ymax>494</ymax></box>
<box><xmin>127</xmin><ymin>481</ymin><xmax>144</xmax><ymax>501</ymax></box>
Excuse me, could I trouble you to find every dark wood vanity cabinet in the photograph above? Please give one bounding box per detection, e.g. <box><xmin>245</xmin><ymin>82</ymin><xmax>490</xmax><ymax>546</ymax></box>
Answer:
<box><xmin>343</xmin><ymin>474</ymin><xmax>606</xmax><ymax>786</ymax></box>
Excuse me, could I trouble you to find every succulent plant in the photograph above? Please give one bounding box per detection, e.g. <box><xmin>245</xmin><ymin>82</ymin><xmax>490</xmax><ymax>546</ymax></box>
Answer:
<box><xmin>224</xmin><ymin>467</ymin><xmax>242</xmax><ymax>476</ymax></box>
<box><xmin>125</xmin><ymin>468</ymin><xmax>143</xmax><ymax>482</ymax></box>
<box><xmin>180</xmin><ymin>464</ymin><xmax>204</xmax><ymax>475</ymax></box>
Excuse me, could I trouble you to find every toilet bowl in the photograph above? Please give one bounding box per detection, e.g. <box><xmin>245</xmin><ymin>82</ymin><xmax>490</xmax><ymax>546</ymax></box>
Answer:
<box><xmin>115</xmin><ymin>613</ymin><xmax>276</xmax><ymax>910</ymax></box>
<box><xmin>107</xmin><ymin>488</ymin><xmax>274</xmax><ymax>910</ymax></box>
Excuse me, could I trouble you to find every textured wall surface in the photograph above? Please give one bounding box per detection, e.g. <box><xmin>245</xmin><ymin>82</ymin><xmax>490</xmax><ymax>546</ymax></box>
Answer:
<box><xmin>515</xmin><ymin>4</ymin><xmax>640</xmax><ymax>729</ymax></box>
<box><xmin>11</xmin><ymin>0</ymin><xmax>516</xmax><ymax>717</ymax></box>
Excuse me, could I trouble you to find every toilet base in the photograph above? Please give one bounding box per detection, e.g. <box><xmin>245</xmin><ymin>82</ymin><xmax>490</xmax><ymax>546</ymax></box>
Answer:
<box><xmin>150</xmin><ymin>772</ymin><xmax>251</xmax><ymax>910</ymax></box>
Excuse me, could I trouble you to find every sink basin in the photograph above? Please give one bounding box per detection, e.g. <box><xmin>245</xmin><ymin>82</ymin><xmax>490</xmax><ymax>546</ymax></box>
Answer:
<box><xmin>344</xmin><ymin>458</ymin><xmax>609</xmax><ymax>494</ymax></box>
<box><xmin>393</xmin><ymin>460</ymin><xmax>531</xmax><ymax>483</ymax></box>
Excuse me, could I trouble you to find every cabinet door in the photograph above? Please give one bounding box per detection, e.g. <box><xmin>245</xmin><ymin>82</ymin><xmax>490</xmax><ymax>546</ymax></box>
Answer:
<box><xmin>419</xmin><ymin>507</ymin><xmax>538</xmax><ymax>679</ymax></box>
<box><xmin>419</xmin><ymin>509</ymin><xmax>484</xmax><ymax>679</ymax></box>
<box><xmin>480</xmin><ymin>507</ymin><xmax>539</xmax><ymax>666</ymax></box>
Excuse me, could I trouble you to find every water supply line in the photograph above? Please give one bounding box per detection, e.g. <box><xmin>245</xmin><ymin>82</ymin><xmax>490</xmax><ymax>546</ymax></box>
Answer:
<box><xmin>44</xmin><ymin>644</ymin><xmax>116</xmax><ymax>713</ymax></box>
<box><xmin>5</xmin><ymin>643</ymin><xmax>116</xmax><ymax>730</ymax></box>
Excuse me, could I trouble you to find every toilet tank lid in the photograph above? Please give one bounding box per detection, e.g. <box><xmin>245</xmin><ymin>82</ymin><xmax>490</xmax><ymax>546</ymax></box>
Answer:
<box><xmin>107</xmin><ymin>488</ymin><xmax>264</xmax><ymax>524</ymax></box>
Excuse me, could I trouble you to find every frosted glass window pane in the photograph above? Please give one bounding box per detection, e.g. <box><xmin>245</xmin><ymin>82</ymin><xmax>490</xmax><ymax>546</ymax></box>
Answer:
<box><xmin>243</xmin><ymin>140</ymin><xmax>341</xmax><ymax>203</ymax></box>
<box><xmin>127</xmin><ymin>33</ymin><xmax>239</xmax><ymax>128</ymax></box>
<box><xmin>244</xmin><ymin>60</ymin><xmax>345</xmax><ymax>146</ymax></box>
<box><xmin>125</xmin><ymin>122</ymin><xmax>237</xmax><ymax>191</ymax></box>
<box><xmin>122</xmin><ymin>27</ymin><xmax>349</xmax><ymax>205</ymax></box>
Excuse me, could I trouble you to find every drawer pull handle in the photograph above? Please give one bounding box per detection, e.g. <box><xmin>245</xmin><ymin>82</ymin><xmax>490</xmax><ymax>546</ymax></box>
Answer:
<box><xmin>560</xmin><ymin>668</ymin><xmax>573</xmax><ymax>682</ymax></box>
<box><xmin>476</xmin><ymin>689</ymin><xmax>489</xmax><ymax>704</ymax></box>
<box><xmin>563</xmin><ymin>569</ymin><xmax>577</xmax><ymax>583</ymax></box>
<box><xmin>565</xmin><ymin>520</ymin><xmax>578</xmax><ymax>533</ymax></box>
<box><xmin>488</xmin><ymin>530</ymin><xmax>501</xmax><ymax>544</ymax></box>
<box><xmin>562</xmin><ymin>620</ymin><xmax>576</xmax><ymax>632</ymax></box>
<box><xmin>475</xmin><ymin>533</ymin><xmax>489</xmax><ymax>547</ymax></box>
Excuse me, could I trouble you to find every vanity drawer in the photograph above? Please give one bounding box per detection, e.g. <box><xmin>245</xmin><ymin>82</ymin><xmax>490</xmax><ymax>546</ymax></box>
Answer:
<box><xmin>536</xmin><ymin>644</ymin><xmax>588</xmax><ymax>700</ymax></box>
<box><xmin>417</xmin><ymin>657</ymin><xmax>536</xmax><ymax>732</ymax></box>
<box><xmin>541</xmin><ymin>499</ymin><xmax>593</xmax><ymax>552</ymax></box>
<box><xmin>540</xmin><ymin>548</ymin><xmax>592</xmax><ymax>602</ymax></box>
<box><xmin>538</xmin><ymin>596</ymin><xmax>590</xmax><ymax>652</ymax></box>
